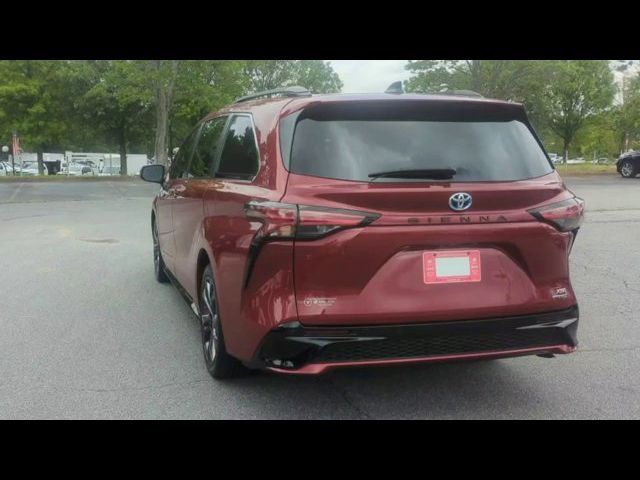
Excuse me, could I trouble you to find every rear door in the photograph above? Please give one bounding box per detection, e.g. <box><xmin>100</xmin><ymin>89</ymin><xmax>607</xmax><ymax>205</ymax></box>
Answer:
<box><xmin>171</xmin><ymin>116</ymin><xmax>228</xmax><ymax>296</ymax></box>
<box><xmin>281</xmin><ymin>100</ymin><xmax>581</xmax><ymax>326</ymax></box>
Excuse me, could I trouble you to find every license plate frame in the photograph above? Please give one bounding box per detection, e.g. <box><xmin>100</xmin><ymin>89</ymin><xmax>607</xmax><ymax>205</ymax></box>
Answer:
<box><xmin>423</xmin><ymin>250</ymin><xmax>481</xmax><ymax>284</ymax></box>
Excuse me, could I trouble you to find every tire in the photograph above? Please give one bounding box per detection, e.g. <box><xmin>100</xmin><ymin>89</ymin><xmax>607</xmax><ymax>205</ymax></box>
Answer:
<box><xmin>620</xmin><ymin>159</ymin><xmax>637</xmax><ymax>178</ymax></box>
<box><xmin>152</xmin><ymin>220</ymin><xmax>169</xmax><ymax>283</ymax></box>
<box><xmin>199</xmin><ymin>265</ymin><xmax>246</xmax><ymax>379</ymax></box>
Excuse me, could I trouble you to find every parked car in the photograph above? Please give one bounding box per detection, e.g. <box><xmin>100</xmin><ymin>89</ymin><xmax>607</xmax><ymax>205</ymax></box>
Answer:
<box><xmin>15</xmin><ymin>162</ymin><xmax>40</xmax><ymax>175</ymax></box>
<box><xmin>141</xmin><ymin>86</ymin><xmax>583</xmax><ymax>379</ymax></box>
<box><xmin>57</xmin><ymin>162</ymin><xmax>96</xmax><ymax>176</ymax></box>
<box><xmin>616</xmin><ymin>150</ymin><xmax>640</xmax><ymax>178</ymax></box>
<box><xmin>0</xmin><ymin>161</ymin><xmax>16</xmax><ymax>175</ymax></box>
<box><xmin>548</xmin><ymin>153</ymin><xmax>563</xmax><ymax>164</ymax></box>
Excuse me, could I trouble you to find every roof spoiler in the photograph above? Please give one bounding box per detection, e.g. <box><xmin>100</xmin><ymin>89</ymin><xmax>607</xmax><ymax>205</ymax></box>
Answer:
<box><xmin>234</xmin><ymin>86</ymin><xmax>312</xmax><ymax>104</ymax></box>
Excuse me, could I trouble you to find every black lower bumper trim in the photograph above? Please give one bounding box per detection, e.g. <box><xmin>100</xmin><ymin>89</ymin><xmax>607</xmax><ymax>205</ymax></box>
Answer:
<box><xmin>254</xmin><ymin>307</ymin><xmax>579</xmax><ymax>370</ymax></box>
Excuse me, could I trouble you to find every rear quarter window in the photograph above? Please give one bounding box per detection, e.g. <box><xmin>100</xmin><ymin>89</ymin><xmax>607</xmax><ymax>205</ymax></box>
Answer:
<box><xmin>215</xmin><ymin>114</ymin><xmax>260</xmax><ymax>180</ymax></box>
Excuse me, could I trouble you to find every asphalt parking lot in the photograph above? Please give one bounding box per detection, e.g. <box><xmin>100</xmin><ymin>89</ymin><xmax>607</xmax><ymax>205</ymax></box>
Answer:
<box><xmin>1</xmin><ymin>176</ymin><xmax>639</xmax><ymax>419</ymax></box>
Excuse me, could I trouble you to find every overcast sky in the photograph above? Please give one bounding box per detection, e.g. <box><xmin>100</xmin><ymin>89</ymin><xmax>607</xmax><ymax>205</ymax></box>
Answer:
<box><xmin>327</xmin><ymin>60</ymin><xmax>411</xmax><ymax>93</ymax></box>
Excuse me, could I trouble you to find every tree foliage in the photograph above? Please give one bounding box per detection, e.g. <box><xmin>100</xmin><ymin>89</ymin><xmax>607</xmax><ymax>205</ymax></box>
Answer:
<box><xmin>0</xmin><ymin>59</ymin><xmax>343</xmax><ymax>174</ymax></box>
<box><xmin>614</xmin><ymin>73</ymin><xmax>640</xmax><ymax>151</ymax></box>
<box><xmin>405</xmin><ymin>60</ymin><xmax>621</xmax><ymax>158</ymax></box>
<box><xmin>543</xmin><ymin>60</ymin><xmax>615</xmax><ymax>160</ymax></box>
<box><xmin>243</xmin><ymin>60</ymin><xmax>342</xmax><ymax>93</ymax></box>
<box><xmin>0</xmin><ymin>60</ymin><xmax>72</xmax><ymax>172</ymax></box>
<box><xmin>405</xmin><ymin>60</ymin><xmax>553</xmax><ymax>128</ymax></box>
<box><xmin>66</xmin><ymin>60</ymin><xmax>153</xmax><ymax>173</ymax></box>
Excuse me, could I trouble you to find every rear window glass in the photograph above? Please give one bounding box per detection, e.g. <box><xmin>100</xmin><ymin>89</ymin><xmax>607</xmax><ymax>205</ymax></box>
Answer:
<box><xmin>289</xmin><ymin>115</ymin><xmax>552</xmax><ymax>182</ymax></box>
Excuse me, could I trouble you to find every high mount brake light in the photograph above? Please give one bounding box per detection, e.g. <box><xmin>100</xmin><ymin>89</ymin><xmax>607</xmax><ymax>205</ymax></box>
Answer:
<box><xmin>245</xmin><ymin>201</ymin><xmax>380</xmax><ymax>240</ymax></box>
<box><xmin>528</xmin><ymin>197</ymin><xmax>585</xmax><ymax>232</ymax></box>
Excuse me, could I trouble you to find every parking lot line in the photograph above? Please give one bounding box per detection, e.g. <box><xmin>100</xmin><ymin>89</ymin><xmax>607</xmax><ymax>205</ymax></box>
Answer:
<box><xmin>7</xmin><ymin>182</ymin><xmax>24</xmax><ymax>202</ymax></box>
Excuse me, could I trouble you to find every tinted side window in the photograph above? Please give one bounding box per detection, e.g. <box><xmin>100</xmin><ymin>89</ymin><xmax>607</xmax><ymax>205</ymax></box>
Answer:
<box><xmin>216</xmin><ymin>115</ymin><xmax>259</xmax><ymax>180</ymax></box>
<box><xmin>189</xmin><ymin>117</ymin><xmax>227</xmax><ymax>178</ymax></box>
<box><xmin>170</xmin><ymin>126</ymin><xmax>200</xmax><ymax>179</ymax></box>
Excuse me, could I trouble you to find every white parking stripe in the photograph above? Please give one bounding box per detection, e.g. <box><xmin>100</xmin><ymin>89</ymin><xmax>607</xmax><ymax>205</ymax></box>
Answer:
<box><xmin>7</xmin><ymin>183</ymin><xmax>24</xmax><ymax>202</ymax></box>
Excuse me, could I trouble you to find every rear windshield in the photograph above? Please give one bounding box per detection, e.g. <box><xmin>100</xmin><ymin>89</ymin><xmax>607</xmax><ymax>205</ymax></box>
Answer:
<box><xmin>288</xmin><ymin>110</ymin><xmax>553</xmax><ymax>182</ymax></box>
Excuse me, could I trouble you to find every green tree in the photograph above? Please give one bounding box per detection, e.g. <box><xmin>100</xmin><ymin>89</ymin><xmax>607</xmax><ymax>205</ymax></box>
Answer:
<box><xmin>404</xmin><ymin>60</ymin><xmax>543</xmax><ymax>98</ymax></box>
<box><xmin>574</xmin><ymin>114</ymin><xmax>619</xmax><ymax>160</ymax></box>
<box><xmin>163</xmin><ymin>60</ymin><xmax>342</xmax><ymax>159</ymax></box>
<box><xmin>0</xmin><ymin>60</ymin><xmax>344</xmax><ymax>174</ymax></box>
<box><xmin>165</xmin><ymin>60</ymin><xmax>248</xmax><ymax>159</ymax></box>
<box><xmin>404</xmin><ymin>60</ymin><xmax>458</xmax><ymax>93</ymax></box>
<box><xmin>0</xmin><ymin>60</ymin><xmax>72</xmax><ymax>174</ymax></box>
<box><xmin>614</xmin><ymin>72</ymin><xmax>640</xmax><ymax>153</ymax></box>
<box><xmin>289</xmin><ymin>60</ymin><xmax>343</xmax><ymax>93</ymax></box>
<box><xmin>404</xmin><ymin>60</ymin><xmax>616</xmax><ymax>158</ymax></box>
<box><xmin>243</xmin><ymin>60</ymin><xmax>342</xmax><ymax>93</ymax></box>
<box><xmin>404</xmin><ymin>60</ymin><xmax>550</xmax><ymax>128</ymax></box>
<box><xmin>69</xmin><ymin>60</ymin><xmax>153</xmax><ymax>174</ymax></box>
<box><xmin>542</xmin><ymin>60</ymin><xmax>615</xmax><ymax>161</ymax></box>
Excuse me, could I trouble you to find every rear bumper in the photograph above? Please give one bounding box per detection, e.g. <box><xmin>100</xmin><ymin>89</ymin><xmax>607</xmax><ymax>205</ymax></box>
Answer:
<box><xmin>251</xmin><ymin>306</ymin><xmax>579</xmax><ymax>375</ymax></box>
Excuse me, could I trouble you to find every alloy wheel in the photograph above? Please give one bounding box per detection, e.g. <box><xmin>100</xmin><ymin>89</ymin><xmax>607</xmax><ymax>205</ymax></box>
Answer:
<box><xmin>201</xmin><ymin>278</ymin><xmax>219</xmax><ymax>364</ymax></box>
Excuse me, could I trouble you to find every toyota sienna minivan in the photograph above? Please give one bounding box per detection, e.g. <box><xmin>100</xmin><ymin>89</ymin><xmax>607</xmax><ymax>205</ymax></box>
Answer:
<box><xmin>141</xmin><ymin>86</ymin><xmax>583</xmax><ymax>379</ymax></box>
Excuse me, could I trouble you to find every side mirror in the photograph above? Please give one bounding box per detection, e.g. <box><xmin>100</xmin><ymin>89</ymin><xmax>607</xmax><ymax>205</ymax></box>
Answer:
<box><xmin>140</xmin><ymin>164</ymin><xmax>165</xmax><ymax>184</ymax></box>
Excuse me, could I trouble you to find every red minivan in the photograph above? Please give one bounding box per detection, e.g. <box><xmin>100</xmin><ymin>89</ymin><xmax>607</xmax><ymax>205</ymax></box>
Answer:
<box><xmin>141</xmin><ymin>87</ymin><xmax>583</xmax><ymax>379</ymax></box>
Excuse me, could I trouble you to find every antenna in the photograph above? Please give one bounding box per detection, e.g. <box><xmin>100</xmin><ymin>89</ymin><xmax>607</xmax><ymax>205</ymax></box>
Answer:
<box><xmin>385</xmin><ymin>81</ymin><xmax>404</xmax><ymax>94</ymax></box>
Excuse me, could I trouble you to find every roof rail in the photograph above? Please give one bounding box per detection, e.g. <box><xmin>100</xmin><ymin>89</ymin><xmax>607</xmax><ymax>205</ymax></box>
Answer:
<box><xmin>234</xmin><ymin>86</ymin><xmax>312</xmax><ymax>104</ymax></box>
<box><xmin>438</xmin><ymin>89</ymin><xmax>484</xmax><ymax>98</ymax></box>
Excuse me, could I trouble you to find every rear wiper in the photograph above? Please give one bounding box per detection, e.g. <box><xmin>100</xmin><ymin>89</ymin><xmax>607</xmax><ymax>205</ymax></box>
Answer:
<box><xmin>368</xmin><ymin>168</ymin><xmax>457</xmax><ymax>180</ymax></box>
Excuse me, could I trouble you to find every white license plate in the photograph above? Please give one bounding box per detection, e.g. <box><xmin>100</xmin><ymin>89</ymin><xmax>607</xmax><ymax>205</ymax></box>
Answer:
<box><xmin>423</xmin><ymin>250</ymin><xmax>482</xmax><ymax>284</ymax></box>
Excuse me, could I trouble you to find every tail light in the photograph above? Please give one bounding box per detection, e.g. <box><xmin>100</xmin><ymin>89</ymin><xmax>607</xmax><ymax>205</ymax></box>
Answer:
<box><xmin>243</xmin><ymin>201</ymin><xmax>298</xmax><ymax>239</ymax></box>
<box><xmin>245</xmin><ymin>201</ymin><xmax>379</xmax><ymax>240</ymax></box>
<box><xmin>242</xmin><ymin>201</ymin><xmax>379</xmax><ymax>288</ymax></box>
<box><xmin>528</xmin><ymin>197</ymin><xmax>585</xmax><ymax>232</ymax></box>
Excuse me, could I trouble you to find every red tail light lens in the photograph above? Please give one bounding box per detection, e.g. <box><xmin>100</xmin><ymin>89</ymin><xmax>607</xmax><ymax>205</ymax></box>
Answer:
<box><xmin>244</xmin><ymin>201</ymin><xmax>298</xmax><ymax>239</ymax></box>
<box><xmin>296</xmin><ymin>205</ymin><xmax>379</xmax><ymax>239</ymax></box>
<box><xmin>245</xmin><ymin>201</ymin><xmax>379</xmax><ymax>240</ymax></box>
<box><xmin>528</xmin><ymin>197</ymin><xmax>585</xmax><ymax>232</ymax></box>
